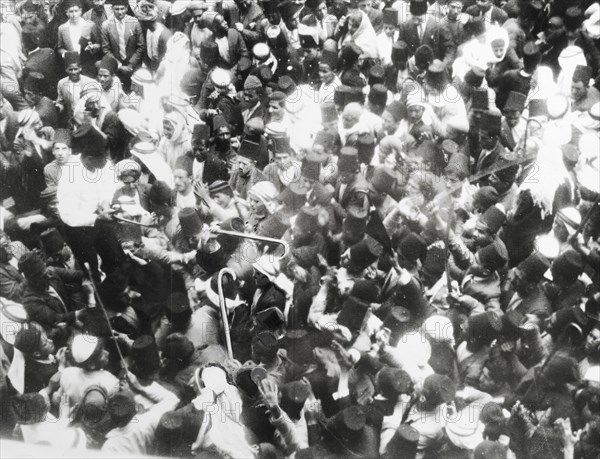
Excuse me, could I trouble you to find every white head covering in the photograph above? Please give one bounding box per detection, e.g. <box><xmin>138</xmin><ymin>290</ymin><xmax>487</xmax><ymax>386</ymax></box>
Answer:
<box><xmin>131</xmin><ymin>142</ymin><xmax>174</xmax><ymax>187</ymax></box>
<box><xmin>485</xmin><ymin>25</ymin><xmax>509</xmax><ymax>64</ymax></box>
<box><xmin>71</xmin><ymin>334</ymin><xmax>100</xmax><ymax>364</ymax></box>
<box><xmin>248</xmin><ymin>181</ymin><xmax>279</xmax><ymax>215</ymax></box>
<box><xmin>346</xmin><ymin>10</ymin><xmax>379</xmax><ymax>59</ymax></box>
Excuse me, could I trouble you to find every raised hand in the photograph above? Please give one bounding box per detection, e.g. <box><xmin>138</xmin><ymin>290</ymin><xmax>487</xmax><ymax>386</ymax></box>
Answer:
<box><xmin>258</xmin><ymin>378</ymin><xmax>279</xmax><ymax>410</ymax></box>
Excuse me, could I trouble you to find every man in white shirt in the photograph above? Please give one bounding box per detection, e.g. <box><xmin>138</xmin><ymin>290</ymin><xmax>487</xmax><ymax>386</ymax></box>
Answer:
<box><xmin>57</xmin><ymin>123</ymin><xmax>122</xmax><ymax>282</ymax></box>
<box><xmin>376</xmin><ymin>8</ymin><xmax>399</xmax><ymax>66</ymax></box>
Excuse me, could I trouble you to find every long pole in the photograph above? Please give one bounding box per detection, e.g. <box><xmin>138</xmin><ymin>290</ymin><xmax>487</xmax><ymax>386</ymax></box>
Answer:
<box><xmin>83</xmin><ymin>263</ymin><xmax>128</xmax><ymax>373</ymax></box>
<box><xmin>217</xmin><ymin>268</ymin><xmax>236</xmax><ymax>360</ymax></box>
<box><xmin>444</xmin><ymin>196</ymin><xmax>454</xmax><ymax>292</ymax></box>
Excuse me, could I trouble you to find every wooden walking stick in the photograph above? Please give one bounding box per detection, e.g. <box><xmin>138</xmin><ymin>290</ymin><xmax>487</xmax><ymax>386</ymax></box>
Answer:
<box><xmin>443</xmin><ymin>196</ymin><xmax>455</xmax><ymax>293</ymax></box>
<box><xmin>83</xmin><ymin>263</ymin><xmax>128</xmax><ymax>374</ymax></box>
<box><xmin>217</xmin><ymin>267</ymin><xmax>236</xmax><ymax>360</ymax></box>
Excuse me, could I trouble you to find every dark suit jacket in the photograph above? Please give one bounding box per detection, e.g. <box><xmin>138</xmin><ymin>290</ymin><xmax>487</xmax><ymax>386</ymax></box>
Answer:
<box><xmin>398</xmin><ymin>18</ymin><xmax>456</xmax><ymax>67</ymax></box>
<box><xmin>220</xmin><ymin>29</ymin><xmax>250</xmax><ymax>75</ymax></box>
<box><xmin>23</xmin><ymin>48</ymin><xmax>62</xmax><ymax>100</ymax></box>
<box><xmin>334</xmin><ymin>173</ymin><xmax>370</xmax><ymax>210</ymax></box>
<box><xmin>21</xmin><ymin>268</ymin><xmax>84</xmax><ymax>330</ymax></box>
<box><xmin>253</xmin><ymin>282</ymin><xmax>286</xmax><ymax>314</ymax></box>
<box><xmin>101</xmin><ymin>15</ymin><xmax>146</xmax><ymax>69</ymax></box>
<box><xmin>470</xmin><ymin>141</ymin><xmax>506</xmax><ymax>176</ymax></box>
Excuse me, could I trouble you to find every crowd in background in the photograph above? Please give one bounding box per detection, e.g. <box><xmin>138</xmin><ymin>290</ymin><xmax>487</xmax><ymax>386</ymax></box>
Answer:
<box><xmin>1</xmin><ymin>0</ymin><xmax>600</xmax><ymax>457</ymax></box>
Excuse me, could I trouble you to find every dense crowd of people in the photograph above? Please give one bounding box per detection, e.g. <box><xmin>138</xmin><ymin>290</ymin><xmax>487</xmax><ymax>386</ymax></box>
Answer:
<box><xmin>1</xmin><ymin>0</ymin><xmax>600</xmax><ymax>457</ymax></box>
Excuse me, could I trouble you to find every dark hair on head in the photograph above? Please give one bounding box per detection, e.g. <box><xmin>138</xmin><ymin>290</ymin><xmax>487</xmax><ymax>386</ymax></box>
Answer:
<box><xmin>414</xmin><ymin>44</ymin><xmax>434</xmax><ymax>70</ymax></box>
<box><xmin>418</xmin><ymin>180</ymin><xmax>436</xmax><ymax>202</ymax></box>
<box><xmin>22</xmin><ymin>28</ymin><xmax>40</xmax><ymax>52</ymax></box>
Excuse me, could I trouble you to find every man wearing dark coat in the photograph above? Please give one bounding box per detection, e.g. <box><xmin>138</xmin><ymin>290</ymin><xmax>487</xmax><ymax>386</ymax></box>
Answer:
<box><xmin>18</xmin><ymin>252</ymin><xmax>87</xmax><ymax>345</ymax></box>
<box><xmin>101</xmin><ymin>0</ymin><xmax>146</xmax><ymax>82</ymax></box>
<box><xmin>398</xmin><ymin>0</ymin><xmax>456</xmax><ymax>69</ymax></box>
<box><xmin>23</xmin><ymin>73</ymin><xmax>59</xmax><ymax>128</ymax></box>
<box><xmin>205</xmin><ymin>12</ymin><xmax>250</xmax><ymax>78</ymax></box>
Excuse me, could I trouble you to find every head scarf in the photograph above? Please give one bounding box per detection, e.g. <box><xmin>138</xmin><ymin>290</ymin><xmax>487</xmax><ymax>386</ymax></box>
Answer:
<box><xmin>17</xmin><ymin>109</ymin><xmax>52</xmax><ymax>153</ymax></box>
<box><xmin>163</xmin><ymin>111</ymin><xmax>188</xmax><ymax>144</ymax></box>
<box><xmin>485</xmin><ymin>25</ymin><xmax>509</xmax><ymax>64</ymax></box>
<box><xmin>338</xmin><ymin>103</ymin><xmax>371</xmax><ymax>145</ymax></box>
<box><xmin>248</xmin><ymin>181</ymin><xmax>279</xmax><ymax>215</ymax></box>
<box><xmin>17</xmin><ymin>109</ymin><xmax>42</xmax><ymax>137</ymax></box>
<box><xmin>340</xmin><ymin>11</ymin><xmax>379</xmax><ymax>60</ymax></box>
<box><xmin>158</xmin><ymin>111</ymin><xmax>191</xmax><ymax>171</ymax></box>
